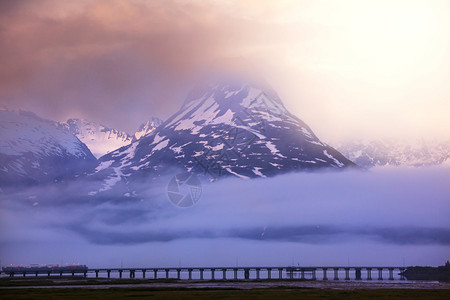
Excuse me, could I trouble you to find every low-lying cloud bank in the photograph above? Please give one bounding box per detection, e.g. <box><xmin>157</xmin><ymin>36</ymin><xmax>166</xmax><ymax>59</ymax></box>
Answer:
<box><xmin>1</xmin><ymin>167</ymin><xmax>449</xmax><ymax>266</ymax></box>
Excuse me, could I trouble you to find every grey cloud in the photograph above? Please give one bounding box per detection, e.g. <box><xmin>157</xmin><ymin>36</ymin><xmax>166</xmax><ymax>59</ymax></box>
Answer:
<box><xmin>64</xmin><ymin>223</ymin><xmax>450</xmax><ymax>246</ymax></box>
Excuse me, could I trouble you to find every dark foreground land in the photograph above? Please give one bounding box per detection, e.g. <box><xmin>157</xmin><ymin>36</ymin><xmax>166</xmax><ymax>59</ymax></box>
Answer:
<box><xmin>0</xmin><ymin>278</ymin><xmax>449</xmax><ymax>299</ymax></box>
<box><xmin>1</xmin><ymin>287</ymin><xmax>450</xmax><ymax>300</ymax></box>
<box><xmin>402</xmin><ymin>263</ymin><xmax>450</xmax><ymax>282</ymax></box>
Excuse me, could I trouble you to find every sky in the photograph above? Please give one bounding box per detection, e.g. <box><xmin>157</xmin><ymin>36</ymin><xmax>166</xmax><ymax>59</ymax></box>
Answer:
<box><xmin>1</xmin><ymin>0</ymin><xmax>450</xmax><ymax>144</ymax></box>
<box><xmin>1</xmin><ymin>167</ymin><xmax>449</xmax><ymax>268</ymax></box>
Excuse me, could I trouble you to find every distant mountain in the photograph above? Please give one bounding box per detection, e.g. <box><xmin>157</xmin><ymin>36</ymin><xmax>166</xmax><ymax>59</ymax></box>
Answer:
<box><xmin>0</xmin><ymin>110</ymin><xmax>96</xmax><ymax>187</ymax></box>
<box><xmin>132</xmin><ymin>118</ymin><xmax>163</xmax><ymax>141</ymax></box>
<box><xmin>62</xmin><ymin>118</ymin><xmax>163</xmax><ymax>158</ymax></box>
<box><xmin>62</xmin><ymin>119</ymin><xmax>133</xmax><ymax>158</ymax></box>
<box><xmin>337</xmin><ymin>139</ymin><xmax>450</xmax><ymax>168</ymax></box>
<box><xmin>89</xmin><ymin>78</ymin><xmax>355</xmax><ymax>194</ymax></box>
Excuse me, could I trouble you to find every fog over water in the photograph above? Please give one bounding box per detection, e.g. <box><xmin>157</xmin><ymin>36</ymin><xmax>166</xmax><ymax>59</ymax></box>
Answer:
<box><xmin>1</xmin><ymin>167</ymin><xmax>449</xmax><ymax>268</ymax></box>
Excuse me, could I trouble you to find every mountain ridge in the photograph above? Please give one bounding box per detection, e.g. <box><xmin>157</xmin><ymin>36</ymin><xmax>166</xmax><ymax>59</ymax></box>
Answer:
<box><xmin>337</xmin><ymin>139</ymin><xmax>450</xmax><ymax>168</ymax></box>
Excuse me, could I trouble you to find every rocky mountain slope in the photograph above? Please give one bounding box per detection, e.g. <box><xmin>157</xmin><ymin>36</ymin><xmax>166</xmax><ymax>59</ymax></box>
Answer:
<box><xmin>0</xmin><ymin>109</ymin><xmax>96</xmax><ymax>187</ymax></box>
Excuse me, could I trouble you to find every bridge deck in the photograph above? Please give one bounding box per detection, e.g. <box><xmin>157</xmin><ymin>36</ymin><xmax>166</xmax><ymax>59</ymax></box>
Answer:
<box><xmin>1</xmin><ymin>266</ymin><xmax>406</xmax><ymax>281</ymax></box>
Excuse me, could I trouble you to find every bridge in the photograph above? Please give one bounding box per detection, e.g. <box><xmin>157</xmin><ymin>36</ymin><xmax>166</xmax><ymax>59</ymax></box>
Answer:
<box><xmin>1</xmin><ymin>266</ymin><xmax>407</xmax><ymax>281</ymax></box>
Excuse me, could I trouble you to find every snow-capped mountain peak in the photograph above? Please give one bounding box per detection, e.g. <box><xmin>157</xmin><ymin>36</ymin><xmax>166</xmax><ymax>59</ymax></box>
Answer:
<box><xmin>90</xmin><ymin>78</ymin><xmax>355</xmax><ymax>194</ymax></box>
<box><xmin>166</xmin><ymin>82</ymin><xmax>298</xmax><ymax>137</ymax></box>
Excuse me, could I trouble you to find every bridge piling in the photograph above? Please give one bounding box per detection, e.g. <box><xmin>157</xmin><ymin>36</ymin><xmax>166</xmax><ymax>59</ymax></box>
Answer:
<box><xmin>366</xmin><ymin>268</ymin><xmax>372</xmax><ymax>280</ymax></box>
<box><xmin>355</xmin><ymin>268</ymin><xmax>362</xmax><ymax>280</ymax></box>
<box><xmin>334</xmin><ymin>268</ymin><xmax>339</xmax><ymax>280</ymax></box>
<box><xmin>322</xmin><ymin>268</ymin><xmax>328</xmax><ymax>280</ymax></box>
<box><xmin>377</xmin><ymin>268</ymin><xmax>383</xmax><ymax>280</ymax></box>
<box><xmin>388</xmin><ymin>268</ymin><xmax>394</xmax><ymax>280</ymax></box>
<box><xmin>244</xmin><ymin>268</ymin><xmax>250</xmax><ymax>279</ymax></box>
<box><xmin>399</xmin><ymin>268</ymin><xmax>405</xmax><ymax>280</ymax></box>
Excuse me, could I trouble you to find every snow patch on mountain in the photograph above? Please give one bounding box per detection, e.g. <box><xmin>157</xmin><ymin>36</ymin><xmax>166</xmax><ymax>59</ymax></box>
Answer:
<box><xmin>153</xmin><ymin>138</ymin><xmax>170</xmax><ymax>152</ymax></box>
<box><xmin>323</xmin><ymin>150</ymin><xmax>344</xmax><ymax>167</ymax></box>
<box><xmin>94</xmin><ymin>160</ymin><xmax>114</xmax><ymax>172</ymax></box>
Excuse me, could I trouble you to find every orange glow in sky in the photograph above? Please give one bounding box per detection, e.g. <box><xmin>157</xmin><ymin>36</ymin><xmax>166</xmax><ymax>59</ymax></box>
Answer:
<box><xmin>0</xmin><ymin>0</ymin><xmax>449</xmax><ymax>142</ymax></box>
